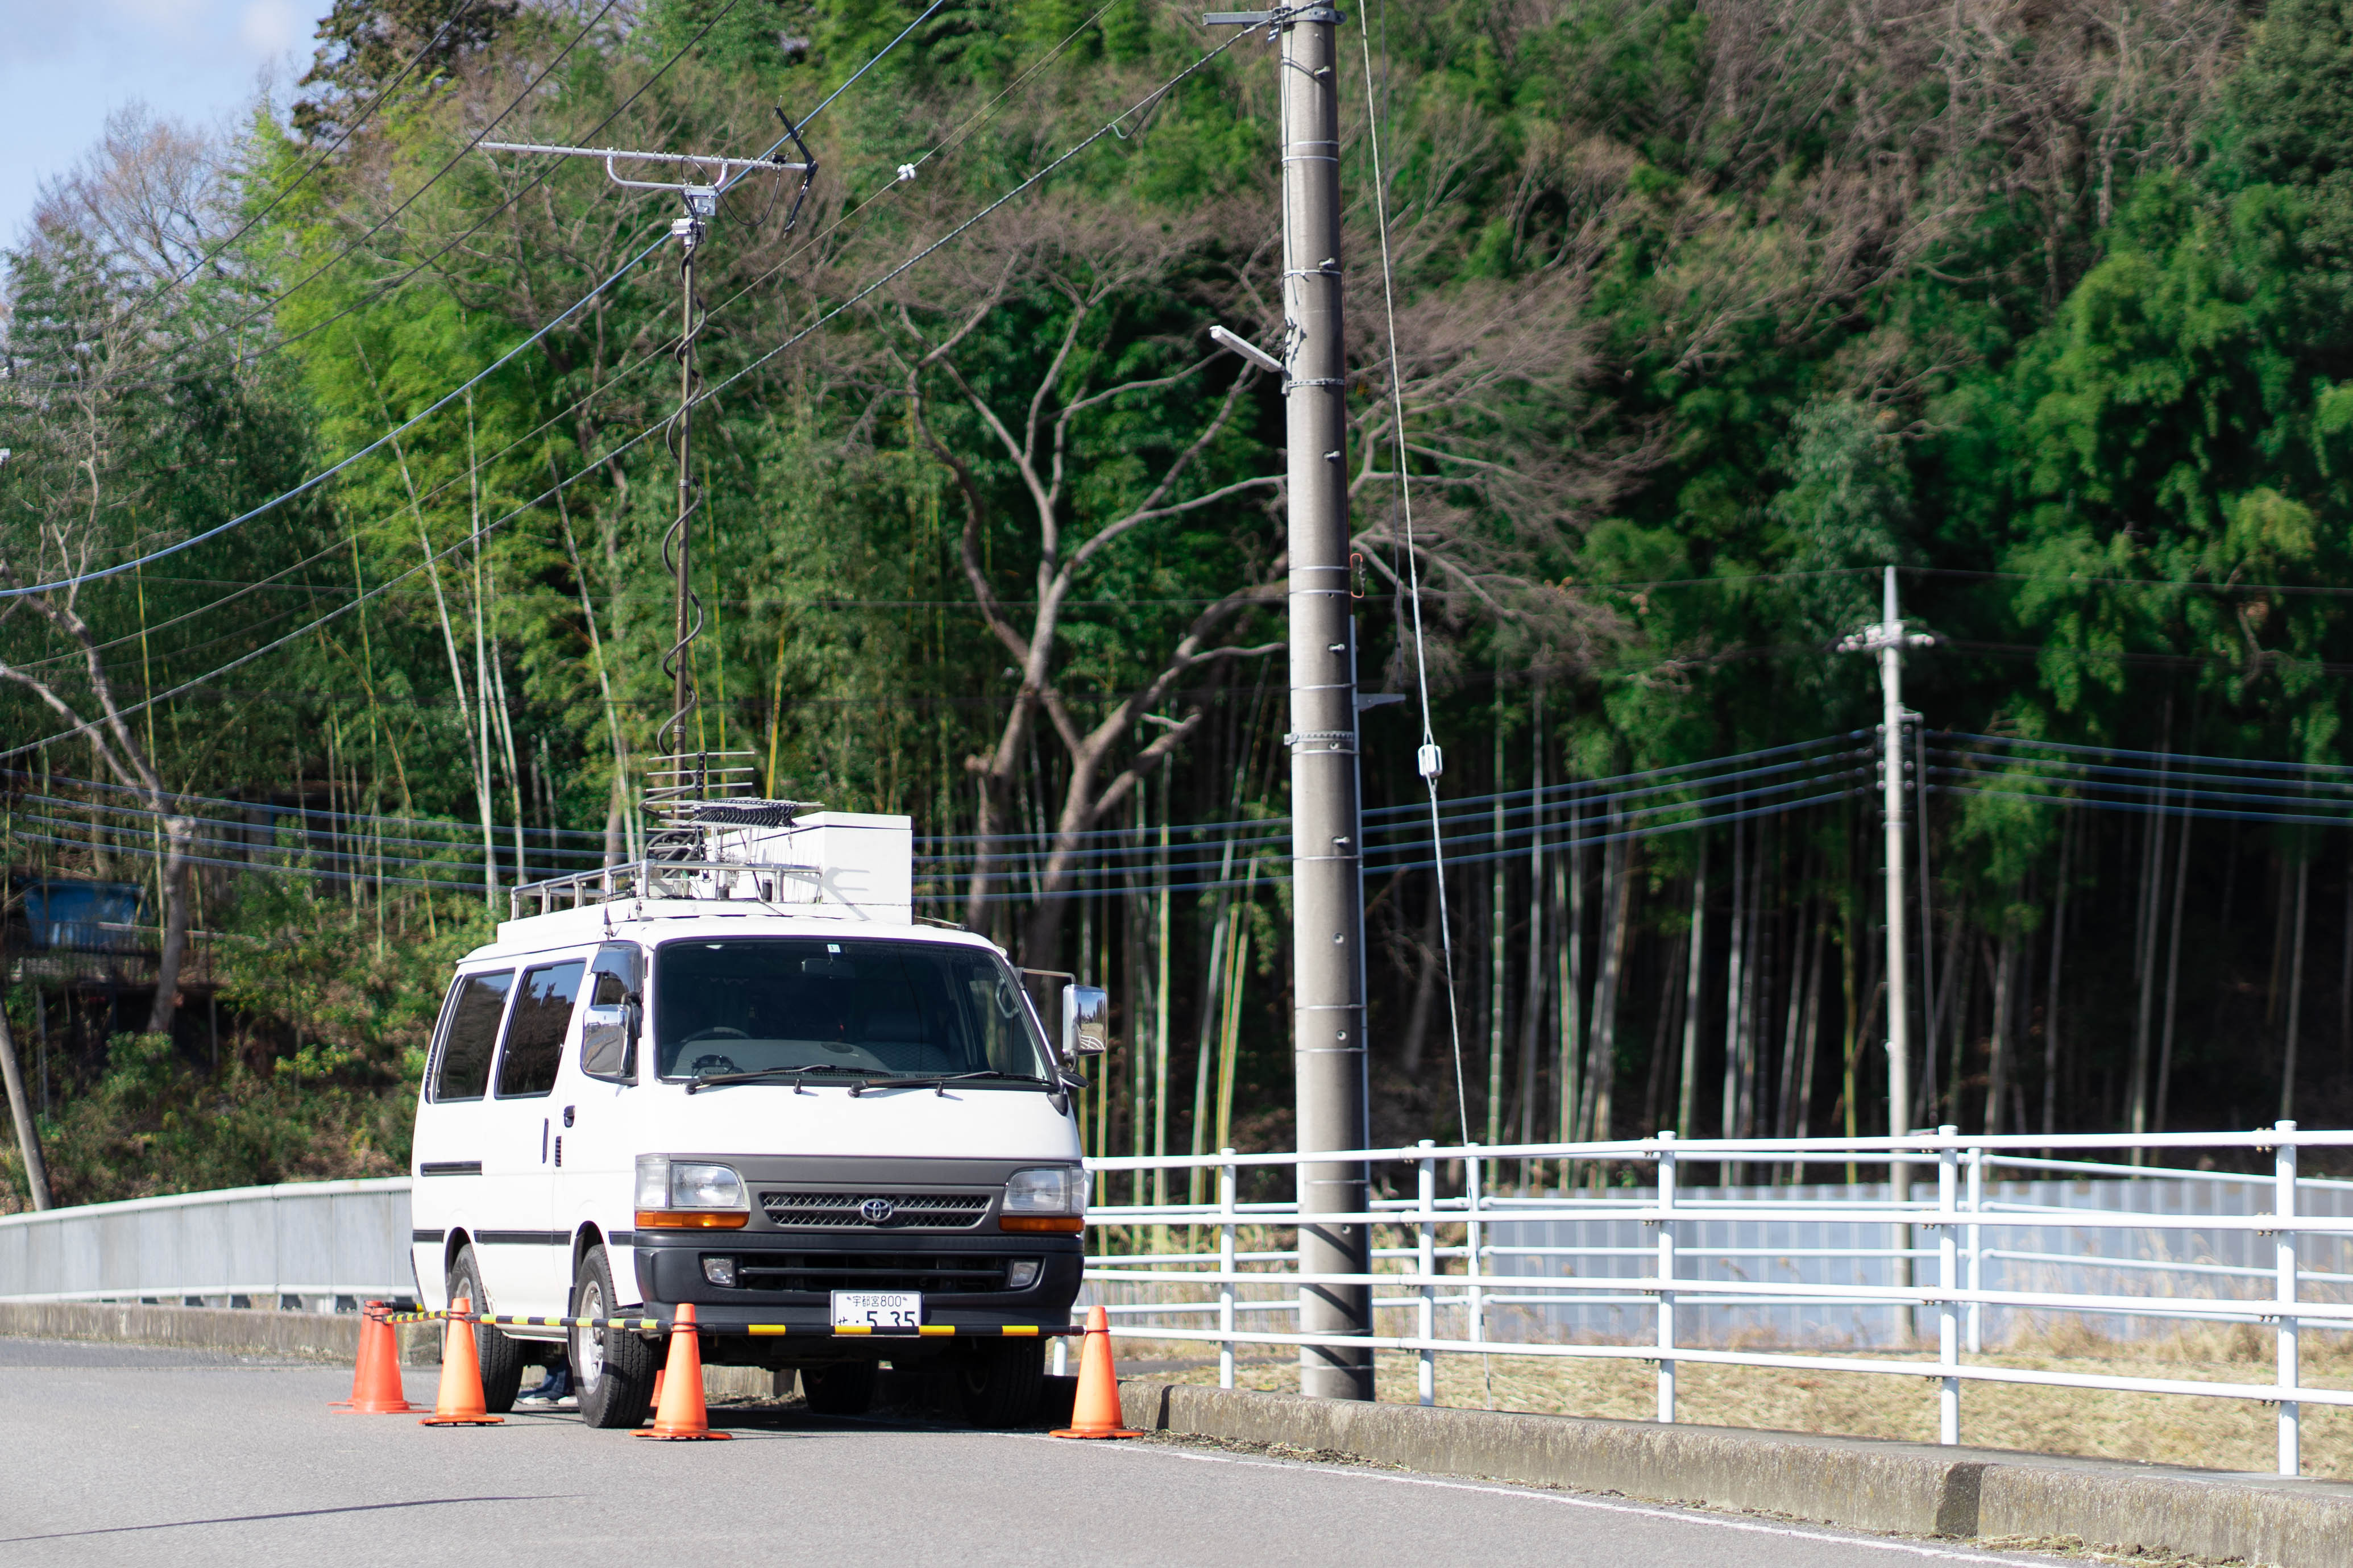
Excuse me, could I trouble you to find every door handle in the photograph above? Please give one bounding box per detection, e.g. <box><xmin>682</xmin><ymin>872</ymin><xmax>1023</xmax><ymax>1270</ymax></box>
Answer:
<box><xmin>541</xmin><ymin>1119</ymin><xmax>549</xmax><ymax>1163</ymax></box>
<box><xmin>563</xmin><ymin>1105</ymin><xmax>575</xmax><ymax>1128</ymax></box>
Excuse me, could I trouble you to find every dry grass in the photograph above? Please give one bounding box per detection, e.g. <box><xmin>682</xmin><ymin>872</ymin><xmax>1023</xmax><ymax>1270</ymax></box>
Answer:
<box><xmin>1123</xmin><ymin>1323</ymin><xmax>2353</xmax><ymax>1478</ymax></box>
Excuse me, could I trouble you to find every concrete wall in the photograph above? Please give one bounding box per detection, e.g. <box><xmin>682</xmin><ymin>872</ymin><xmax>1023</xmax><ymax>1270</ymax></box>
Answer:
<box><xmin>0</xmin><ymin>1179</ymin><xmax>414</xmax><ymax>1307</ymax></box>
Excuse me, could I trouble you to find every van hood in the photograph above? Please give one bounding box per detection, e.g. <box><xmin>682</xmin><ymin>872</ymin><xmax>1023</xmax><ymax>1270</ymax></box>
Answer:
<box><xmin>638</xmin><ymin>1080</ymin><xmax>1082</xmax><ymax>1162</ymax></box>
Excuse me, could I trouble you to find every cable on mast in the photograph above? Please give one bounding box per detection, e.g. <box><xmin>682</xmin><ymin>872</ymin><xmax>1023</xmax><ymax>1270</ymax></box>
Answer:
<box><xmin>471</xmin><ymin>135</ymin><xmax>815</xmax><ymax>855</ymax></box>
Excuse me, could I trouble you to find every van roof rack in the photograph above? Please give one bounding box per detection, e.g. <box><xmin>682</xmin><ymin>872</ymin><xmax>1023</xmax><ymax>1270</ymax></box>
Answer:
<box><xmin>501</xmin><ymin>808</ymin><xmax>916</xmax><ymax>927</ymax></box>
<box><xmin>508</xmin><ymin>858</ymin><xmax>820</xmax><ymax>921</ymax></box>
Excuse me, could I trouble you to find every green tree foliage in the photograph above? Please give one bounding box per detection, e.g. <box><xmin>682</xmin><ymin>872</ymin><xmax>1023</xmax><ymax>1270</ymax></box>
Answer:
<box><xmin>294</xmin><ymin>0</ymin><xmax>518</xmax><ymax>143</ymax></box>
<box><xmin>23</xmin><ymin>0</ymin><xmax>2353</xmax><ymax>1209</ymax></box>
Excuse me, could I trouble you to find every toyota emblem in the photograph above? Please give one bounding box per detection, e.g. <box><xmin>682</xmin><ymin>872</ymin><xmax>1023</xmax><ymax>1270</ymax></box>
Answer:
<box><xmin>860</xmin><ymin>1197</ymin><xmax>896</xmax><ymax>1224</ymax></box>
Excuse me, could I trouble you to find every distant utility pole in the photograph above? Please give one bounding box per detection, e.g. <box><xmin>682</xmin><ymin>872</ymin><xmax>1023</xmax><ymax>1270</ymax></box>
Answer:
<box><xmin>476</xmin><ymin>132</ymin><xmax>812</xmax><ymax>837</ymax></box>
<box><xmin>1206</xmin><ymin>4</ymin><xmax>1372</xmax><ymax>1401</ymax></box>
<box><xmin>1839</xmin><ymin>567</ymin><xmax>1933</xmax><ymax>1192</ymax></box>
<box><xmin>0</xmin><ymin>999</ymin><xmax>51</xmax><ymax>1211</ymax></box>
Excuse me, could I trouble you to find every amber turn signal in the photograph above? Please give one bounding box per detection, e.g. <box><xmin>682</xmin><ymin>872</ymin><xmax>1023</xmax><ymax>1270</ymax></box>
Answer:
<box><xmin>636</xmin><ymin>1210</ymin><xmax>749</xmax><ymax>1229</ymax></box>
<box><xmin>1001</xmin><ymin>1215</ymin><xmax>1084</xmax><ymax>1233</ymax></box>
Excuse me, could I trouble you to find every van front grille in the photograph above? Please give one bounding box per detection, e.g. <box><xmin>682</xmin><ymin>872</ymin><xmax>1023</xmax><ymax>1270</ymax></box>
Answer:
<box><xmin>731</xmin><ymin>1253</ymin><xmax>1020</xmax><ymax>1294</ymax></box>
<box><xmin>759</xmin><ymin>1191</ymin><xmax>991</xmax><ymax>1230</ymax></box>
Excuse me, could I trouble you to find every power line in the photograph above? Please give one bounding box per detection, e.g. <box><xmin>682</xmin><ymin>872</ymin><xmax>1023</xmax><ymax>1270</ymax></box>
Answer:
<box><xmin>0</xmin><ymin>30</ymin><xmax>1277</xmax><ymax>762</ymax></box>
<box><xmin>1939</xmin><ymin>730</ymin><xmax>2353</xmax><ymax>777</ymax></box>
<box><xmin>1</xmin><ymin>227</ymin><xmax>670</xmax><ymax>601</ymax></box>
<box><xmin>7</xmin><ymin>0</ymin><xmax>638</xmax><ymax>394</ymax></box>
<box><xmin>13</xmin><ymin>737</ymin><xmax>1870</xmax><ymax>900</ymax></box>
<box><xmin>0</xmin><ymin>0</ymin><xmax>1014</xmax><ymax>677</ymax></box>
<box><xmin>8</xmin><ymin>0</ymin><xmax>485</xmax><ymax>365</ymax></box>
<box><xmin>682</xmin><ymin>27</ymin><xmax>1263</xmax><ymax>418</ymax></box>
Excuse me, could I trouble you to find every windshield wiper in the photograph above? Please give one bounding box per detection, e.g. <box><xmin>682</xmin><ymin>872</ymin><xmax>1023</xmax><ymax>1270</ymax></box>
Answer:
<box><xmin>685</xmin><ymin>1064</ymin><xmax>863</xmax><ymax>1095</ymax></box>
<box><xmin>848</xmin><ymin>1069</ymin><xmax>1051</xmax><ymax>1097</ymax></box>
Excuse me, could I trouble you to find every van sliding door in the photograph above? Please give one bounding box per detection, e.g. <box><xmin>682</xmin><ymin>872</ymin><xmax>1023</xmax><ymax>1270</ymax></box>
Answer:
<box><xmin>480</xmin><ymin>959</ymin><xmax>585</xmax><ymax>1319</ymax></box>
<box><xmin>552</xmin><ymin>944</ymin><xmax>642</xmax><ymax>1307</ymax></box>
<box><xmin>413</xmin><ymin>970</ymin><xmax>513</xmax><ymax>1311</ymax></box>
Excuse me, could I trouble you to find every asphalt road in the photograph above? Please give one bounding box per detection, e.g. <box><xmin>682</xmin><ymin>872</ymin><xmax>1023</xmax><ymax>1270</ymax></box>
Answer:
<box><xmin>0</xmin><ymin>1341</ymin><xmax>2076</xmax><ymax>1568</ymax></box>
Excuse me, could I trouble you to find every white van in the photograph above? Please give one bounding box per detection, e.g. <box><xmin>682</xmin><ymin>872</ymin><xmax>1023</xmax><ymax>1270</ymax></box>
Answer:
<box><xmin>406</xmin><ymin>808</ymin><xmax>1106</xmax><ymax>1428</ymax></box>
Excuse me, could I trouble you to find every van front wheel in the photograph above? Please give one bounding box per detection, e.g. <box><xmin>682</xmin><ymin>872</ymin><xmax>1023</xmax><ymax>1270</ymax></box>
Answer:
<box><xmin>802</xmin><ymin>1359</ymin><xmax>877</xmax><ymax>1416</ymax></box>
<box><xmin>958</xmin><ymin>1340</ymin><xmax>1044</xmax><ymax>1428</ymax></box>
<box><xmin>571</xmin><ymin>1245</ymin><xmax>658</xmax><ymax>1429</ymax></box>
<box><xmin>447</xmin><ymin>1245</ymin><xmax>525</xmax><ymax>1413</ymax></box>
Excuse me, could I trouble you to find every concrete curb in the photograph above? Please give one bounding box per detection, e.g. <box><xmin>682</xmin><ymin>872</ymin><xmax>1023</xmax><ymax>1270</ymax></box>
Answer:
<box><xmin>0</xmin><ymin>1299</ymin><xmax>442</xmax><ymax>1365</ymax></box>
<box><xmin>1117</xmin><ymin>1382</ymin><xmax>2353</xmax><ymax>1568</ymax></box>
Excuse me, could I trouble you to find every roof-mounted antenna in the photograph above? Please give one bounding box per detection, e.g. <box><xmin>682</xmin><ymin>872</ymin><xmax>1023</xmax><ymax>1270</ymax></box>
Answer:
<box><xmin>474</xmin><ymin>131</ymin><xmax>816</xmax><ymax>859</ymax></box>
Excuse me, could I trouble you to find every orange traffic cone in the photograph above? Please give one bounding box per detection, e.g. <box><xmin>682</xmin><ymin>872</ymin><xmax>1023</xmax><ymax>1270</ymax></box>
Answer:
<box><xmin>420</xmin><ymin>1296</ymin><xmax>504</xmax><ymax>1426</ymax></box>
<box><xmin>636</xmin><ymin>1304</ymin><xmax>730</xmax><ymax>1440</ymax></box>
<box><xmin>1052</xmin><ymin>1305</ymin><xmax>1139</xmax><ymax>1439</ymax></box>
<box><xmin>334</xmin><ymin>1301</ymin><xmax>416</xmax><ymax>1414</ymax></box>
<box><xmin>648</xmin><ymin>1368</ymin><xmax>665</xmax><ymax>1415</ymax></box>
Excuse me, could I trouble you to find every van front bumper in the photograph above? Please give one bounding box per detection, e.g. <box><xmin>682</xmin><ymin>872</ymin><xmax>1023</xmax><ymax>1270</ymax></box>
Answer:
<box><xmin>630</xmin><ymin>1228</ymin><xmax>1083</xmax><ymax>1332</ymax></box>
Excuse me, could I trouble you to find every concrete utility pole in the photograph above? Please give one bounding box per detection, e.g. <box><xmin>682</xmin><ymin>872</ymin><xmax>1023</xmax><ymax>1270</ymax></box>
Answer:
<box><xmin>1208</xmin><ymin>3</ymin><xmax>1372</xmax><ymax>1400</ymax></box>
<box><xmin>0</xmin><ymin>993</ymin><xmax>51</xmax><ymax>1210</ymax></box>
<box><xmin>1839</xmin><ymin>567</ymin><xmax>1933</xmax><ymax>1195</ymax></box>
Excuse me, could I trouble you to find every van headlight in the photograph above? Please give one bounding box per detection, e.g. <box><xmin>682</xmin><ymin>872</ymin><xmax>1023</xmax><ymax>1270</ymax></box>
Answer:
<box><xmin>636</xmin><ymin>1155</ymin><xmax>749</xmax><ymax>1229</ymax></box>
<box><xmin>1001</xmin><ymin>1166</ymin><xmax>1085</xmax><ymax>1233</ymax></box>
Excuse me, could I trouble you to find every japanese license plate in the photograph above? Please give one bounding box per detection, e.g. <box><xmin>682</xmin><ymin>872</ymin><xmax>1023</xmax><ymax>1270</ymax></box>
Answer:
<box><xmin>832</xmin><ymin>1290</ymin><xmax>922</xmax><ymax>1330</ymax></box>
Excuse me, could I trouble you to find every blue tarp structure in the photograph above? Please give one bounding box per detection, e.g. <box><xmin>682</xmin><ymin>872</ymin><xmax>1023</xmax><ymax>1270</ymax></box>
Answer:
<box><xmin>22</xmin><ymin>880</ymin><xmax>146</xmax><ymax>951</ymax></box>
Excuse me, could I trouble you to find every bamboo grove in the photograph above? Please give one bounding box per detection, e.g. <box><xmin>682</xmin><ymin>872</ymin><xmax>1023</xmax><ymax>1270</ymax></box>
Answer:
<box><xmin>10</xmin><ymin>0</ymin><xmax>2353</xmax><ymax>1205</ymax></box>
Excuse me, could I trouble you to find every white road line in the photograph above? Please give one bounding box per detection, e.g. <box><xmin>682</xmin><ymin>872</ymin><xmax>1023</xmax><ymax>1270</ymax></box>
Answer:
<box><xmin>1009</xmin><ymin>1433</ymin><xmax>2068</xmax><ymax>1566</ymax></box>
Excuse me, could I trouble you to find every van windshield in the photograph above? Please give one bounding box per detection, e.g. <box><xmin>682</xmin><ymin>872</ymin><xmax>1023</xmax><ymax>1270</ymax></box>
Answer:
<box><xmin>652</xmin><ymin>938</ymin><xmax>1056</xmax><ymax>1084</ymax></box>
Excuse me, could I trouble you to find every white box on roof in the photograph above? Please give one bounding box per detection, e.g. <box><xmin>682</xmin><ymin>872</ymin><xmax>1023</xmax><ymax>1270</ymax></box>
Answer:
<box><xmin>703</xmin><ymin>810</ymin><xmax>912</xmax><ymax>924</ymax></box>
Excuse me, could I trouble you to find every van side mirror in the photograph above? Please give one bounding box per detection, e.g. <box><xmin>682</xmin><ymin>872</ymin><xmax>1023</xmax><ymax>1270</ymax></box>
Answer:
<box><xmin>582</xmin><ymin>995</ymin><xmax>641</xmax><ymax>1083</ymax></box>
<box><xmin>1061</xmin><ymin>985</ymin><xmax>1110</xmax><ymax>1061</ymax></box>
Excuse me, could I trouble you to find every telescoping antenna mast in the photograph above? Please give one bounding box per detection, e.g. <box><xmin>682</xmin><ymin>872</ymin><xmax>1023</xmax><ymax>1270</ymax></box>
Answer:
<box><xmin>476</xmin><ymin>124</ymin><xmax>815</xmax><ymax>851</ymax></box>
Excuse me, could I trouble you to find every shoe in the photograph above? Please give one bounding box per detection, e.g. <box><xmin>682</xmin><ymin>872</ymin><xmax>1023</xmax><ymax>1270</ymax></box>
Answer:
<box><xmin>517</xmin><ymin>1368</ymin><xmax>573</xmax><ymax>1406</ymax></box>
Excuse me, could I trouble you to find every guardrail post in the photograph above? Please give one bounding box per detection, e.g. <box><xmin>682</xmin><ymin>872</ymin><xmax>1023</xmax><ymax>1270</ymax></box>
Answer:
<box><xmin>2276</xmin><ymin>1119</ymin><xmax>2300</xmax><ymax>1477</ymax></box>
<box><xmin>1417</xmin><ymin>1139</ymin><xmax>1437</xmax><ymax>1407</ymax></box>
<box><xmin>1657</xmin><ymin>1130</ymin><xmax>1678</xmax><ymax>1424</ymax></box>
<box><xmin>1467</xmin><ymin>1151</ymin><xmax>1487</xmax><ymax>1353</ymax></box>
<box><xmin>1937</xmin><ymin>1124</ymin><xmax>1960</xmax><ymax>1446</ymax></box>
<box><xmin>1219</xmin><ymin>1148</ymin><xmax>1238</xmax><ymax>1392</ymax></box>
<box><xmin>1966</xmin><ymin>1143</ymin><xmax>1984</xmax><ymax>1354</ymax></box>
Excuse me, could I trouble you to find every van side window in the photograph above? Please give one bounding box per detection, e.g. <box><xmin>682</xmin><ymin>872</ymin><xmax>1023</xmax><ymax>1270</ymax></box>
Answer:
<box><xmin>580</xmin><ymin>944</ymin><xmax>641</xmax><ymax>1083</ymax></box>
<box><xmin>497</xmin><ymin>960</ymin><xmax>585</xmax><ymax>1099</ymax></box>
<box><xmin>431</xmin><ymin>971</ymin><xmax>514</xmax><ymax>1101</ymax></box>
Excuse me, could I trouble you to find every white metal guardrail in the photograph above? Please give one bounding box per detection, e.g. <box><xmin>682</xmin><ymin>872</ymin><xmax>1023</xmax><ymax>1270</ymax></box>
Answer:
<box><xmin>1077</xmin><ymin>1123</ymin><xmax>2353</xmax><ymax>1477</ymax></box>
<box><xmin>5</xmin><ymin>1130</ymin><xmax>2350</xmax><ymax>1476</ymax></box>
<box><xmin>0</xmin><ymin>1179</ymin><xmax>413</xmax><ymax>1310</ymax></box>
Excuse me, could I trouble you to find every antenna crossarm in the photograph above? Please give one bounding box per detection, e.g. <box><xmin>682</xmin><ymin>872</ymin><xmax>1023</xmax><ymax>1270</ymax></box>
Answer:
<box><xmin>1836</xmin><ymin>620</ymin><xmax>1934</xmax><ymax>655</ymax></box>
<box><xmin>476</xmin><ymin>140</ymin><xmax>810</xmax><ymax>194</ymax></box>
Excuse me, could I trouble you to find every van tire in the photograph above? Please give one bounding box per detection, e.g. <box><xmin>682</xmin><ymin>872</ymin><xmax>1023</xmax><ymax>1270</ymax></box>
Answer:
<box><xmin>957</xmin><ymin>1341</ymin><xmax>1043</xmax><ymax>1428</ymax></box>
<box><xmin>802</xmin><ymin>1360</ymin><xmax>877</xmax><ymax>1416</ymax></box>
<box><xmin>570</xmin><ymin>1245</ymin><xmax>658</xmax><ymax>1429</ymax></box>
<box><xmin>447</xmin><ymin>1244</ymin><xmax>524</xmax><ymax>1413</ymax></box>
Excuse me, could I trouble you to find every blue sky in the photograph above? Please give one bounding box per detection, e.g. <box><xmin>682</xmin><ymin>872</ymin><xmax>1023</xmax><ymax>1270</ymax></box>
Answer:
<box><xmin>1</xmin><ymin>0</ymin><xmax>338</xmax><ymax>247</ymax></box>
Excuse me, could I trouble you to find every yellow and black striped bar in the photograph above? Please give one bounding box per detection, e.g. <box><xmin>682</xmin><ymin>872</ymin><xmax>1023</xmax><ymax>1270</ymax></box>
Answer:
<box><xmin>371</xmin><ymin>1309</ymin><xmax>662</xmax><ymax>1330</ymax></box>
<box><xmin>747</xmin><ymin>1324</ymin><xmax>1080</xmax><ymax>1338</ymax></box>
<box><xmin>376</xmin><ymin>1309</ymin><xmax>1077</xmax><ymax>1338</ymax></box>
<box><xmin>479</xmin><ymin>1313</ymin><xmax>666</xmax><ymax>1331</ymax></box>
